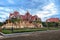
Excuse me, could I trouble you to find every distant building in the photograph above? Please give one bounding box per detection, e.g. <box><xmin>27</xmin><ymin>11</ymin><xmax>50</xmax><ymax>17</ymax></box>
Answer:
<box><xmin>46</xmin><ymin>18</ymin><xmax>59</xmax><ymax>22</ymax></box>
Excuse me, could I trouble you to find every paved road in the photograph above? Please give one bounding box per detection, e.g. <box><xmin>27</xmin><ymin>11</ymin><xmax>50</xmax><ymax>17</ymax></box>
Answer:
<box><xmin>1</xmin><ymin>30</ymin><xmax>60</xmax><ymax>40</ymax></box>
<box><xmin>3</xmin><ymin>30</ymin><xmax>58</xmax><ymax>38</ymax></box>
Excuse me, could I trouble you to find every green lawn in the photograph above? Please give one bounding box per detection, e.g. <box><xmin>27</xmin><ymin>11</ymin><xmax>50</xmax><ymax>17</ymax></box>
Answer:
<box><xmin>2</xmin><ymin>27</ymin><xmax>60</xmax><ymax>34</ymax></box>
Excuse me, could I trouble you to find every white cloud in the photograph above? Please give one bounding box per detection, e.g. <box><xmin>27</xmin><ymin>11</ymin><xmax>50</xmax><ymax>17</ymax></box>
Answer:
<box><xmin>36</xmin><ymin>11</ymin><xmax>49</xmax><ymax>17</ymax></box>
<box><xmin>0</xmin><ymin>14</ymin><xmax>9</xmax><ymax>22</ymax></box>
<box><xmin>0</xmin><ymin>7</ymin><xmax>27</xmax><ymax>22</ymax></box>
<box><xmin>42</xmin><ymin>3</ymin><xmax>54</xmax><ymax>11</ymax></box>
<box><xmin>0</xmin><ymin>7</ymin><xmax>14</xmax><ymax>22</ymax></box>
<box><xmin>0</xmin><ymin>19</ymin><xmax>5</xmax><ymax>22</ymax></box>
<box><xmin>0</xmin><ymin>7</ymin><xmax>14</xmax><ymax>12</ymax></box>
<box><xmin>0</xmin><ymin>15</ymin><xmax>6</xmax><ymax>18</ymax></box>
<box><xmin>0</xmin><ymin>7</ymin><xmax>14</xmax><ymax>17</ymax></box>
<box><xmin>0</xmin><ymin>0</ymin><xmax>59</xmax><ymax>22</ymax></box>
<box><xmin>18</xmin><ymin>8</ymin><xmax>26</xmax><ymax>15</ymax></box>
<box><xmin>7</xmin><ymin>0</ymin><xmax>15</xmax><ymax>4</ymax></box>
<box><xmin>36</xmin><ymin>3</ymin><xmax>57</xmax><ymax>21</ymax></box>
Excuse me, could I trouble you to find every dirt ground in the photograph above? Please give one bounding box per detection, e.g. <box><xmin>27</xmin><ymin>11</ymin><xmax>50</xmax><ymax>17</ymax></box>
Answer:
<box><xmin>1</xmin><ymin>30</ymin><xmax>60</xmax><ymax>40</ymax></box>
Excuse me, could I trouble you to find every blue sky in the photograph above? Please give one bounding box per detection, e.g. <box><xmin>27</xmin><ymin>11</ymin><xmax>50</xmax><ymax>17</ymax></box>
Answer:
<box><xmin>0</xmin><ymin>0</ymin><xmax>60</xmax><ymax>22</ymax></box>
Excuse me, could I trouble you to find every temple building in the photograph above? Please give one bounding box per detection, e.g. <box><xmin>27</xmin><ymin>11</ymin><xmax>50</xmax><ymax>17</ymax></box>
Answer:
<box><xmin>2</xmin><ymin>11</ymin><xmax>43</xmax><ymax>28</ymax></box>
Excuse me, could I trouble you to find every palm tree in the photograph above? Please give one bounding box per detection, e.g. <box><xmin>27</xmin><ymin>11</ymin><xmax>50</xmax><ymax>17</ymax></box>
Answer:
<box><xmin>10</xmin><ymin>18</ymin><xmax>16</xmax><ymax>32</ymax></box>
<box><xmin>11</xmin><ymin>18</ymin><xmax>16</xmax><ymax>28</ymax></box>
<box><xmin>11</xmin><ymin>18</ymin><xmax>20</xmax><ymax>29</ymax></box>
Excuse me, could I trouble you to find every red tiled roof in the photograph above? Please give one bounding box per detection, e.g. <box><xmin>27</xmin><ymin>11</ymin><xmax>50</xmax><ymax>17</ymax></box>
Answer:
<box><xmin>25</xmin><ymin>11</ymin><xmax>30</xmax><ymax>15</ymax></box>
<box><xmin>13</xmin><ymin>11</ymin><xmax>20</xmax><ymax>16</ymax></box>
<box><xmin>9</xmin><ymin>11</ymin><xmax>40</xmax><ymax>21</ymax></box>
<box><xmin>34</xmin><ymin>15</ymin><xmax>38</xmax><ymax>18</ymax></box>
<box><xmin>20</xmin><ymin>15</ymin><xmax>26</xmax><ymax>20</ymax></box>
<box><xmin>46</xmin><ymin>18</ymin><xmax>59</xmax><ymax>22</ymax></box>
<box><xmin>31</xmin><ymin>16</ymin><xmax>36</xmax><ymax>21</ymax></box>
<box><xmin>9</xmin><ymin>13</ymin><xmax>14</xmax><ymax>17</ymax></box>
<box><xmin>10</xmin><ymin>13</ymin><xmax>13</xmax><ymax>16</ymax></box>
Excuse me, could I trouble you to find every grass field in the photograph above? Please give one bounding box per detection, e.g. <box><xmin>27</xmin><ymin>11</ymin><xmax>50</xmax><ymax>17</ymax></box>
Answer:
<box><xmin>2</xmin><ymin>27</ymin><xmax>60</xmax><ymax>34</ymax></box>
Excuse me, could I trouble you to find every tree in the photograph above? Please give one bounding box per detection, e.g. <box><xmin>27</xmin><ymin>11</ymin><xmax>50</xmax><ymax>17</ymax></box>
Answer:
<box><xmin>0</xmin><ymin>22</ymin><xmax>3</xmax><ymax>32</ymax></box>
<box><xmin>33</xmin><ymin>19</ymin><xmax>42</xmax><ymax>28</ymax></box>
<box><xmin>42</xmin><ymin>22</ymin><xmax>47</xmax><ymax>27</ymax></box>
<box><xmin>10</xmin><ymin>18</ymin><xmax>16</xmax><ymax>32</ymax></box>
<box><xmin>54</xmin><ymin>22</ymin><xmax>59</xmax><ymax>27</ymax></box>
<box><xmin>11</xmin><ymin>18</ymin><xmax>16</xmax><ymax>28</ymax></box>
<box><xmin>46</xmin><ymin>22</ymin><xmax>48</xmax><ymax>28</ymax></box>
<box><xmin>11</xmin><ymin>18</ymin><xmax>20</xmax><ymax>29</ymax></box>
<box><xmin>58</xmin><ymin>22</ymin><xmax>60</xmax><ymax>27</ymax></box>
<box><xmin>16</xmin><ymin>18</ymin><xmax>21</xmax><ymax>28</ymax></box>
